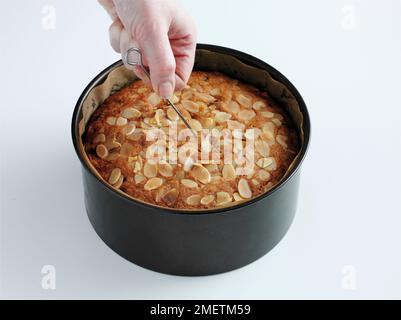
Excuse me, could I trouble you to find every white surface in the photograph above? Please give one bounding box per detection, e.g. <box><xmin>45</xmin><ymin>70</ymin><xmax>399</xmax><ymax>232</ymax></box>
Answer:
<box><xmin>0</xmin><ymin>0</ymin><xmax>400</xmax><ymax>299</ymax></box>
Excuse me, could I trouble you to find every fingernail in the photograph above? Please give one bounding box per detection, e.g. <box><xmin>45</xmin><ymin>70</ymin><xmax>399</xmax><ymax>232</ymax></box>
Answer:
<box><xmin>158</xmin><ymin>81</ymin><xmax>174</xmax><ymax>99</ymax></box>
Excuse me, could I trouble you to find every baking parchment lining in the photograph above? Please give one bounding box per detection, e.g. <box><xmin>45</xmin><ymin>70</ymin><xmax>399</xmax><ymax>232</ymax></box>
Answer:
<box><xmin>78</xmin><ymin>49</ymin><xmax>304</xmax><ymax>203</ymax></box>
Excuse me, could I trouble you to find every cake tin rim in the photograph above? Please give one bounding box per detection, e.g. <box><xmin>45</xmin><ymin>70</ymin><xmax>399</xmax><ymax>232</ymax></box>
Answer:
<box><xmin>72</xmin><ymin>43</ymin><xmax>310</xmax><ymax>215</ymax></box>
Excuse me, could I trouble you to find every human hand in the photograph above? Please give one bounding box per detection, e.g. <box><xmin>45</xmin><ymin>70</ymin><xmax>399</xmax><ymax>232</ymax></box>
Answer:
<box><xmin>98</xmin><ymin>0</ymin><xmax>197</xmax><ymax>99</ymax></box>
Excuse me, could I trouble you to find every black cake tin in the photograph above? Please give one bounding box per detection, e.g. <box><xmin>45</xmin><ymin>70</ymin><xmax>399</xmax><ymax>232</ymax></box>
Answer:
<box><xmin>72</xmin><ymin>44</ymin><xmax>310</xmax><ymax>276</ymax></box>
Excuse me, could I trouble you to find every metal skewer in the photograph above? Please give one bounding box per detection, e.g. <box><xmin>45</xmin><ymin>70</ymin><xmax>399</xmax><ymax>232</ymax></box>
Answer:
<box><xmin>125</xmin><ymin>47</ymin><xmax>197</xmax><ymax>137</ymax></box>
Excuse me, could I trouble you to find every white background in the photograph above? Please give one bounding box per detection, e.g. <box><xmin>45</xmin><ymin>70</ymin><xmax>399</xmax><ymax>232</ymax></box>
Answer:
<box><xmin>0</xmin><ymin>0</ymin><xmax>400</xmax><ymax>299</ymax></box>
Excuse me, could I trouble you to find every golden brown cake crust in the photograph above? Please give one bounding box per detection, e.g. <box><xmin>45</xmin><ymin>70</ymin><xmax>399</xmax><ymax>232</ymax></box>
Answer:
<box><xmin>84</xmin><ymin>71</ymin><xmax>299</xmax><ymax>210</ymax></box>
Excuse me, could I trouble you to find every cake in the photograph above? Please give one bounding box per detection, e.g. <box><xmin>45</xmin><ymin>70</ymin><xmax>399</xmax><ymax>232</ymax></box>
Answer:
<box><xmin>83</xmin><ymin>71</ymin><xmax>299</xmax><ymax>210</ymax></box>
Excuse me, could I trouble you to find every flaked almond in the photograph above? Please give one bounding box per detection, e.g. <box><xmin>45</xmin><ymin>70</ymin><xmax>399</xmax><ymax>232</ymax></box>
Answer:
<box><xmin>171</xmin><ymin>94</ymin><xmax>180</xmax><ymax>104</ymax></box>
<box><xmin>134</xmin><ymin>174</ymin><xmax>146</xmax><ymax>184</ymax></box>
<box><xmin>209</xmin><ymin>88</ymin><xmax>221</xmax><ymax>96</ymax></box>
<box><xmin>261</xmin><ymin>123</ymin><xmax>275</xmax><ymax>141</ymax></box>
<box><xmin>192</xmin><ymin>84</ymin><xmax>202</xmax><ymax>92</ymax></box>
<box><xmin>113</xmin><ymin>175</ymin><xmax>124</xmax><ymax>189</ymax></box>
<box><xmin>144</xmin><ymin>162</ymin><xmax>158</xmax><ymax>178</ymax></box>
<box><xmin>227</xmin><ymin>120</ymin><xmax>245</xmax><ymax>131</ymax></box>
<box><xmin>256</xmin><ymin>157</ymin><xmax>274</xmax><ymax>168</ymax></box>
<box><xmin>162</xmin><ymin>188</ymin><xmax>178</xmax><ymax>206</ymax></box>
<box><xmin>122</xmin><ymin>107</ymin><xmax>141</xmax><ymax>119</ymax></box>
<box><xmin>215</xmin><ymin>111</ymin><xmax>231</xmax><ymax>123</ymax></box>
<box><xmin>105</xmin><ymin>140</ymin><xmax>121</xmax><ymax>150</ymax></box>
<box><xmin>216</xmin><ymin>192</ymin><xmax>232</xmax><ymax>206</ymax></box>
<box><xmin>200</xmin><ymin>195</ymin><xmax>215</xmax><ymax>205</ymax></box>
<box><xmin>181</xmin><ymin>179</ymin><xmax>198</xmax><ymax>188</ymax></box>
<box><xmin>96</xmin><ymin>144</ymin><xmax>108</xmax><ymax>159</ymax></box>
<box><xmin>108</xmin><ymin>168</ymin><xmax>121</xmax><ymax>185</ymax></box>
<box><xmin>175</xmin><ymin>170</ymin><xmax>185</xmax><ymax>180</ymax></box>
<box><xmin>201</xmin><ymin>117</ymin><xmax>214</xmax><ymax>129</ymax></box>
<box><xmin>128</xmin><ymin>156</ymin><xmax>137</xmax><ymax>163</ymax></box>
<box><xmin>264</xmin><ymin>157</ymin><xmax>277</xmax><ymax>171</ymax></box>
<box><xmin>197</xmin><ymin>101</ymin><xmax>208</xmax><ymax>114</ymax></box>
<box><xmin>272</xmin><ymin>118</ymin><xmax>282</xmax><ymax>127</ymax></box>
<box><xmin>167</xmin><ymin>108</ymin><xmax>179</xmax><ymax>121</ymax></box>
<box><xmin>181</xmin><ymin>90</ymin><xmax>193</xmax><ymax>100</ymax></box>
<box><xmin>237</xmin><ymin>109</ymin><xmax>256</xmax><ymax>121</ymax></box>
<box><xmin>186</xmin><ymin>194</ymin><xmax>201</xmax><ymax>206</ymax></box>
<box><xmin>262</xmin><ymin>122</ymin><xmax>275</xmax><ymax>134</ymax></box>
<box><xmin>147</xmin><ymin>92</ymin><xmax>161</xmax><ymax>107</ymax></box>
<box><xmin>222</xmin><ymin>164</ymin><xmax>236</xmax><ymax>181</ymax></box>
<box><xmin>106</xmin><ymin>117</ymin><xmax>116</xmax><ymax>125</ymax></box>
<box><xmin>227</xmin><ymin>101</ymin><xmax>240</xmax><ymax>113</ymax></box>
<box><xmin>188</xmin><ymin>119</ymin><xmax>203</xmax><ymax>132</ymax></box>
<box><xmin>205</xmin><ymin>164</ymin><xmax>218</xmax><ymax>173</ymax></box>
<box><xmin>258</xmin><ymin>170</ymin><xmax>271</xmax><ymax>181</ymax></box>
<box><xmin>154</xmin><ymin>188</ymin><xmax>165</xmax><ymax>203</ymax></box>
<box><xmin>133</xmin><ymin>161</ymin><xmax>141</xmax><ymax>173</ymax></box>
<box><xmin>210</xmin><ymin>176</ymin><xmax>222</xmax><ymax>184</ymax></box>
<box><xmin>195</xmin><ymin>92</ymin><xmax>215</xmax><ymax>104</ymax></box>
<box><xmin>238</xmin><ymin>178</ymin><xmax>252</xmax><ymax>199</ymax></box>
<box><xmin>261</xmin><ymin>111</ymin><xmax>275</xmax><ymax>118</ymax></box>
<box><xmin>106</xmin><ymin>152</ymin><xmax>119</xmax><ymax>161</ymax></box>
<box><xmin>160</xmin><ymin>126</ymin><xmax>170</xmax><ymax>135</ymax></box>
<box><xmin>251</xmin><ymin>179</ymin><xmax>260</xmax><ymax>186</ymax></box>
<box><xmin>246</xmin><ymin>168</ymin><xmax>255</xmax><ymax>179</ymax></box>
<box><xmin>265</xmin><ymin>182</ymin><xmax>274</xmax><ymax>191</ymax></box>
<box><xmin>159</xmin><ymin>162</ymin><xmax>174</xmax><ymax>177</ymax></box>
<box><xmin>160</xmin><ymin>118</ymin><xmax>171</xmax><ymax>127</ymax></box>
<box><xmin>252</xmin><ymin>100</ymin><xmax>266</xmax><ymax>110</ymax></box>
<box><xmin>261</xmin><ymin>131</ymin><xmax>274</xmax><ymax>142</ymax></box>
<box><xmin>122</xmin><ymin>123</ymin><xmax>136</xmax><ymax>135</ymax></box>
<box><xmin>127</xmin><ymin>129</ymin><xmax>142</xmax><ymax>141</ymax></box>
<box><xmin>137</xmin><ymin>155</ymin><xmax>144</xmax><ymax>167</ymax></box>
<box><xmin>233</xmin><ymin>192</ymin><xmax>243</xmax><ymax>202</ymax></box>
<box><xmin>120</xmin><ymin>142</ymin><xmax>134</xmax><ymax>157</ymax></box>
<box><xmin>146</xmin><ymin>130</ymin><xmax>166</xmax><ymax>144</ymax></box>
<box><xmin>93</xmin><ymin>133</ymin><xmax>106</xmax><ymax>143</ymax></box>
<box><xmin>182</xmin><ymin>100</ymin><xmax>199</xmax><ymax>113</ymax></box>
<box><xmin>191</xmin><ymin>164</ymin><xmax>211</xmax><ymax>184</ymax></box>
<box><xmin>141</xmin><ymin>121</ymin><xmax>152</xmax><ymax>129</ymax></box>
<box><xmin>144</xmin><ymin>177</ymin><xmax>163</xmax><ymax>191</ymax></box>
<box><xmin>144</xmin><ymin>117</ymin><xmax>156</xmax><ymax>125</ymax></box>
<box><xmin>255</xmin><ymin>140</ymin><xmax>270</xmax><ymax>157</ymax></box>
<box><xmin>276</xmin><ymin>135</ymin><xmax>288</xmax><ymax>148</ymax></box>
<box><xmin>154</xmin><ymin>109</ymin><xmax>165</xmax><ymax>126</ymax></box>
<box><xmin>236</xmin><ymin>93</ymin><xmax>252</xmax><ymax>108</ymax></box>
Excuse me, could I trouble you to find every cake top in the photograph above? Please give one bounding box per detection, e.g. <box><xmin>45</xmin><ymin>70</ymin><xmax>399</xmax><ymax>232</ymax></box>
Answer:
<box><xmin>84</xmin><ymin>71</ymin><xmax>299</xmax><ymax>210</ymax></box>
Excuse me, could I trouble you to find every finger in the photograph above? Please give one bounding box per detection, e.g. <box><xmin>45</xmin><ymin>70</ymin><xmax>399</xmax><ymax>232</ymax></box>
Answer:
<box><xmin>169</xmin><ymin>15</ymin><xmax>197</xmax><ymax>91</ymax></box>
<box><xmin>138</xmin><ymin>29</ymin><xmax>176</xmax><ymax>99</ymax></box>
<box><xmin>120</xmin><ymin>29</ymin><xmax>151</xmax><ymax>87</ymax></box>
<box><xmin>98</xmin><ymin>0</ymin><xmax>118</xmax><ymax>21</ymax></box>
<box><xmin>109</xmin><ymin>20</ymin><xmax>123</xmax><ymax>53</ymax></box>
<box><xmin>171</xmin><ymin>37</ymin><xmax>196</xmax><ymax>91</ymax></box>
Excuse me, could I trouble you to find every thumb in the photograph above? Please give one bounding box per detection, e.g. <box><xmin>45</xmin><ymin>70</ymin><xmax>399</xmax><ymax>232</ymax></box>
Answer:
<box><xmin>138</xmin><ymin>30</ymin><xmax>176</xmax><ymax>99</ymax></box>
